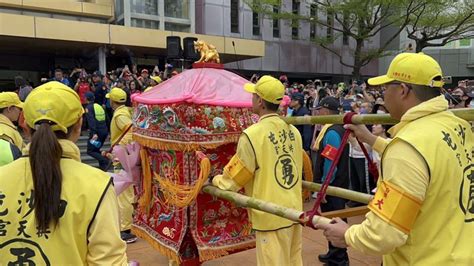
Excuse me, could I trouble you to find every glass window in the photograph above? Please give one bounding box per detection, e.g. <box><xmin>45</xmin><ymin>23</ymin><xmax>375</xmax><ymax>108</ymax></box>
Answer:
<box><xmin>231</xmin><ymin>0</ymin><xmax>239</xmax><ymax>33</ymax></box>
<box><xmin>253</xmin><ymin>12</ymin><xmax>260</xmax><ymax>36</ymax></box>
<box><xmin>326</xmin><ymin>11</ymin><xmax>333</xmax><ymax>39</ymax></box>
<box><xmin>131</xmin><ymin>18</ymin><xmax>143</xmax><ymax>28</ymax></box>
<box><xmin>273</xmin><ymin>5</ymin><xmax>280</xmax><ymax>38</ymax></box>
<box><xmin>310</xmin><ymin>4</ymin><xmax>317</xmax><ymax>40</ymax></box>
<box><xmin>131</xmin><ymin>18</ymin><xmax>159</xmax><ymax>29</ymax></box>
<box><xmin>343</xmin><ymin>33</ymin><xmax>349</xmax><ymax>45</ymax></box>
<box><xmin>292</xmin><ymin>0</ymin><xmax>299</xmax><ymax>40</ymax></box>
<box><xmin>115</xmin><ymin>0</ymin><xmax>123</xmax><ymax>16</ymax></box>
<box><xmin>165</xmin><ymin>22</ymin><xmax>190</xmax><ymax>32</ymax></box>
<box><xmin>342</xmin><ymin>12</ymin><xmax>349</xmax><ymax>45</ymax></box>
<box><xmin>131</xmin><ymin>0</ymin><xmax>158</xmax><ymax>16</ymax></box>
<box><xmin>165</xmin><ymin>0</ymin><xmax>189</xmax><ymax>19</ymax></box>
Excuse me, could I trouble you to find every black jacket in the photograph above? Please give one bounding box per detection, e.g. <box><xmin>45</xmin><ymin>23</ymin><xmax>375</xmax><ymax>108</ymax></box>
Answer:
<box><xmin>291</xmin><ymin>106</ymin><xmax>313</xmax><ymax>151</ymax></box>
<box><xmin>85</xmin><ymin>103</ymin><xmax>108</xmax><ymax>136</ymax></box>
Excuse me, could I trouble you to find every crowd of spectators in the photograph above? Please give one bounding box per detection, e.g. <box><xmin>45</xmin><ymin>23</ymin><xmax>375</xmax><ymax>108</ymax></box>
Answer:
<box><xmin>255</xmin><ymin>74</ymin><xmax>474</xmax><ymax>200</ymax></box>
<box><xmin>13</xmin><ymin>63</ymin><xmax>180</xmax><ymax>126</ymax></box>
<box><xmin>8</xmin><ymin>68</ymin><xmax>473</xmax><ymax>181</ymax></box>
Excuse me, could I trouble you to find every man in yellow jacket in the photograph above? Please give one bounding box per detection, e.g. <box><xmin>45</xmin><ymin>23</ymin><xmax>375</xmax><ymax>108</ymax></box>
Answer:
<box><xmin>316</xmin><ymin>53</ymin><xmax>474</xmax><ymax>265</ymax></box>
<box><xmin>212</xmin><ymin>76</ymin><xmax>304</xmax><ymax>266</ymax></box>
<box><xmin>0</xmin><ymin>92</ymin><xmax>24</xmax><ymax>149</ymax></box>
<box><xmin>106</xmin><ymin>87</ymin><xmax>137</xmax><ymax>244</ymax></box>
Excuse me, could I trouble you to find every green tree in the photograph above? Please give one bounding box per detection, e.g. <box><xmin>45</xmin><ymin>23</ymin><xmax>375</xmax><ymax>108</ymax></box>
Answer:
<box><xmin>246</xmin><ymin>0</ymin><xmax>426</xmax><ymax>79</ymax></box>
<box><xmin>405</xmin><ymin>0</ymin><xmax>474</xmax><ymax>52</ymax></box>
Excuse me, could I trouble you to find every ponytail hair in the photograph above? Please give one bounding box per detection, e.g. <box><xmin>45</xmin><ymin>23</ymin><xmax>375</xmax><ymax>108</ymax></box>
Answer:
<box><xmin>29</xmin><ymin>122</ymin><xmax>65</xmax><ymax>232</ymax></box>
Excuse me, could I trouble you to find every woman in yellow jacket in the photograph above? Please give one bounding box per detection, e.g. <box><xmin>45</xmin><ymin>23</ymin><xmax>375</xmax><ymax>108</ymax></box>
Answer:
<box><xmin>0</xmin><ymin>81</ymin><xmax>127</xmax><ymax>265</ymax></box>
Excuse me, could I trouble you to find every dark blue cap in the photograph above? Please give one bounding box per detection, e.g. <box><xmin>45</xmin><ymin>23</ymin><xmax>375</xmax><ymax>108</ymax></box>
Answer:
<box><xmin>291</xmin><ymin>92</ymin><xmax>305</xmax><ymax>103</ymax></box>
<box><xmin>85</xmin><ymin>92</ymin><xmax>95</xmax><ymax>101</ymax></box>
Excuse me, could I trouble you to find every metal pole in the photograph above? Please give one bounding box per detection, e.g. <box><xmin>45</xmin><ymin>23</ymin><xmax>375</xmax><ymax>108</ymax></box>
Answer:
<box><xmin>202</xmin><ymin>185</ymin><xmax>332</xmax><ymax>226</ymax></box>
<box><xmin>283</xmin><ymin>108</ymin><xmax>474</xmax><ymax>125</ymax></box>
<box><xmin>302</xmin><ymin>181</ymin><xmax>373</xmax><ymax>204</ymax></box>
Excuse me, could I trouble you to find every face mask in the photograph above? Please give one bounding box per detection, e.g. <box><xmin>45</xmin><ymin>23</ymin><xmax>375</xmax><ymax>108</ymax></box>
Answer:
<box><xmin>360</xmin><ymin>108</ymin><xmax>368</xmax><ymax>114</ymax></box>
<box><xmin>469</xmin><ymin>101</ymin><xmax>474</xmax><ymax>108</ymax></box>
<box><xmin>377</xmin><ymin>110</ymin><xmax>386</xmax><ymax>114</ymax></box>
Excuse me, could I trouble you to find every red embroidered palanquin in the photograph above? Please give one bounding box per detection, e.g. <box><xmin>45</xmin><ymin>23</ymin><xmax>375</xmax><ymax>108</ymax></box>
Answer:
<box><xmin>131</xmin><ymin>66</ymin><xmax>257</xmax><ymax>264</ymax></box>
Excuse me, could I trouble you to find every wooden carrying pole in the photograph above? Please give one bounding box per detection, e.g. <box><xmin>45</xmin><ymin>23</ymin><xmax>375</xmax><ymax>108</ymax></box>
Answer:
<box><xmin>283</xmin><ymin>108</ymin><xmax>474</xmax><ymax>125</ymax></box>
<box><xmin>202</xmin><ymin>185</ymin><xmax>332</xmax><ymax>227</ymax></box>
<box><xmin>302</xmin><ymin>181</ymin><xmax>373</xmax><ymax>204</ymax></box>
<box><xmin>323</xmin><ymin>206</ymin><xmax>369</xmax><ymax>219</ymax></box>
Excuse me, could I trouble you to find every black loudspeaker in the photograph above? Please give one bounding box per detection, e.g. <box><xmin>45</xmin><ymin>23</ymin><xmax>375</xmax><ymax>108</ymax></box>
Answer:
<box><xmin>183</xmin><ymin>37</ymin><xmax>199</xmax><ymax>60</ymax></box>
<box><xmin>167</xmin><ymin>36</ymin><xmax>182</xmax><ymax>58</ymax></box>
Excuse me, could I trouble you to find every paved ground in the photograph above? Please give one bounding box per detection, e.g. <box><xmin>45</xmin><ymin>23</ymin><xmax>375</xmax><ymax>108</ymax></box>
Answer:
<box><xmin>127</xmin><ymin>202</ymin><xmax>382</xmax><ymax>266</ymax></box>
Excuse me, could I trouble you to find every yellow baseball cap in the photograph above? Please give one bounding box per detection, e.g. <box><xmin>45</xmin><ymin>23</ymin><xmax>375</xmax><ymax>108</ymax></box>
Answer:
<box><xmin>151</xmin><ymin>76</ymin><xmax>162</xmax><ymax>84</ymax></box>
<box><xmin>369</xmin><ymin>52</ymin><xmax>444</xmax><ymax>88</ymax></box>
<box><xmin>106</xmin><ymin>87</ymin><xmax>127</xmax><ymax>103</ymax></box>
<box><xmin>244</xmin><ymin>75</ymin><xmax>285</xmax><ymax>104</ymax></box>
<box><xmin>0</xmin><ymin>92</ymin><xmax>24</xmax><ymax>109</ymax></box>
<box><xmin>24</xmin><ymin>81</ymin><xmax>84</xmax><ymax>133</ymax></box>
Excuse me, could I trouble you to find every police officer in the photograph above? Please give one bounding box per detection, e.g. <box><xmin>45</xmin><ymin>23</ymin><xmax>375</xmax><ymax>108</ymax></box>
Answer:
<box><xmin>85</xmin><ymin>92</ymin><xmax>110</xmax><ymax>170</ymax></box>
<box><xmin>0</xmin><ymin>138</ymin><xmax>21</xmax><ymax>166</ymax></box>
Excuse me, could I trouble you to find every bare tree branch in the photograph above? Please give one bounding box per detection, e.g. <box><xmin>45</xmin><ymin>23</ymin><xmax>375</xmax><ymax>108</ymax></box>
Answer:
<box><xmin>318</xmin><ymin>42</ymin><xmax>355</xmax><ymax>68</ymax></box>
<box><xmin>405</xmin><ymin>0</ymin><xmax>474</xmax><ymax>51</ymax></box>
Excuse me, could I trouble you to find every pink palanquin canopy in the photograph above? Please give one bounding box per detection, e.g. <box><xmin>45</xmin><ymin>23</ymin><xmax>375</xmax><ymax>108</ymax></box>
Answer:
<box><xmin>133</xmin><ymin>66</ymin><xmax>253</xmax><ymax>108</ymax></box>
<box><xmin>131</xmin><ymin>65</ymin><xmax>257</xmax><ymax>264</ymax></box>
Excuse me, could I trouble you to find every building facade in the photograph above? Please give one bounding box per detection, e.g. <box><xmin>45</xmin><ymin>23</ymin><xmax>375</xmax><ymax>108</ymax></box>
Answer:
<box><xmin>0</xmin><ymin>0</ymin><xmax>264</xmax><ymax>89</ymax></box>
<box><xmin>115</xmin><ymin>0</ymin><xmax>195</xmax><ymax>33</ymax></box>
<box><xmin>195</xmin><ymin>0</ymin><xmax>379</xmax><ymax>81</ymax></box>
<box><xmin>1</xmin><ymin>1</ymin><xmax>469</xmax><ymax>90</ymax></box>
<box><xmin>378</xmin><ymin>29</ymin><xmax>474</xmax><ymax>85</ymax></box>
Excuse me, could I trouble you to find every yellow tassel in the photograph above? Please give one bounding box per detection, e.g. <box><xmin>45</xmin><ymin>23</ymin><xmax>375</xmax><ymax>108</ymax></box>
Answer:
<box><xmin>154</xmin><ymin>154</ymin><xmax>211</xmax><ymax>208</ymax></box>
<box><xmin>197</xmin><ymin>240</ymin><xmax>256</xmax><ymax>262</ymax></box>
<box><xmin>133</xmin><ymin>225</ymin><xmax>255</xmax><ymax>263</ymax></box>
<box><xmin>139</xmin><ymin>148</ymin><xmax>153</xmax><ymax>213</ymax></box>
<box><xmin>132</xmin><ymin>225</ymin><xmax>181</xmax><ymax>264</ymax></box>
<box><xmin>133</xmin><ymin>133</ymin><xmax>240</xmax><ymax>151</ymax></box>
<box><xmin>302</xmin><ymin>152</ymin><xmax>313</xmax><ymax>202</ymax></box>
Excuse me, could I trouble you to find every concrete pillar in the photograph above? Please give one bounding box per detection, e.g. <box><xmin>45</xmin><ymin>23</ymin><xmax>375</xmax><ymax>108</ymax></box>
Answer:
<box><xmin>124</xmin><ymin>0</ymin><xmax>131</xmax><ymax>27</ymax></box>
<box><xmin>190</xmin><ymin>0</ymin><xmax>196</xmax><ymax>33</ymax></box>
<box><xmin>158</xmin><ymin>0</ymin><xmax>165</xmax><ymax>30</ymax></box>
<box><xmin>98</xmin><ymin>46</ymin><xmax>107</xmax><ymax>74</ymax></box>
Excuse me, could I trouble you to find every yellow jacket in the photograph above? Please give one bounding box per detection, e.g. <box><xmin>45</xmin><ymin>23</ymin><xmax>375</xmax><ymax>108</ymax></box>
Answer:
<box><xmin>0</xmin><ymin>114</ymin><xmax>23</xmax><ymax>149</ymax></box>
<box><xmin>213</xmin><ymin>114</ymin><xmax>303</xmax><ymax>231</ymax></box>
<box><xmin>345</xmin><ymin>96</ymin><xmax>474</xmax><ymax>265</ymax></box>
<box><xmin>0</xmin><ymin>139</ymin><xmax>127</xmax><ymax>265</ymax></box>
<box><xmin>110</xmin><ymin>105</ymin><xmax>132</xmax><ymax>146</ymax></box>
